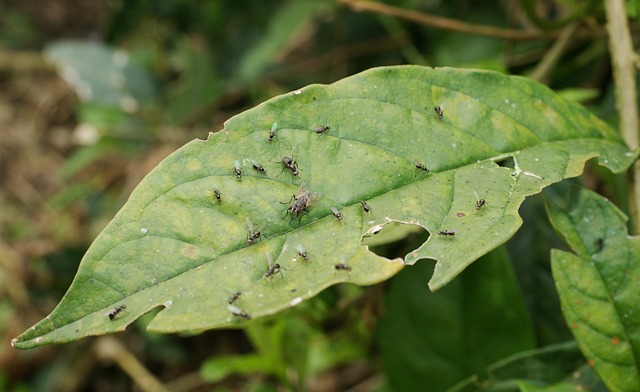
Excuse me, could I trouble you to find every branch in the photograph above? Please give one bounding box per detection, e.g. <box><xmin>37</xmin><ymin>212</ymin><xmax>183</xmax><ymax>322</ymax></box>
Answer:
<box><xmin>604</xmin><ymin>0</ymin><xmax>640</xmax><ymax>234</ymax></box>
<box><xmin>528</xmin><ymin>21</ymin><xmax>580</xmax><ymax>83</ymax></box>
<box><xmin>95</xmin><ymin>337</ymin><xmax>170</xmax><ymax>392</ymax></box>
<box><xmin>339</xmin><ymin>0</ymin><xmax>562</xmax><ymax>40</ymax></box>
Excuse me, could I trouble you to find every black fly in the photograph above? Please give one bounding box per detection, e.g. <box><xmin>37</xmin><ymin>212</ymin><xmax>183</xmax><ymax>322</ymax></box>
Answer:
<box><xmin>361</xmin><ymin>200</ymin><xmax>371</xmax><ymax>213</ymax></box>
<box><xmin>268</xmin><ymin>122</ymin><xmax>278</xmax><ymax>142</ymax></box>
<box><xmin>246</xmin><ymin>217</ymin><xmax>261</xmax><ymax>245</ymax></box>
<box><xmin>263</xmin><ymin>253</ymin><xmax>283</xmax><ymax>282</ymax></box>
<box><xmin>213</xmin><ymin>187</ymin><xmax>221</xmax><ymax>203</ymax></box>
<box><xmin>284</xmin><ymin>181</ymin><xmax>317</xmax><ymax>222</ymax></box>
<box><xmin>434</xmin><ymin>106</ymin><xmax>443</xmax><ymax>119</ymax></box>
<box><xmin>415</xmin><ymin>161</ymin><xmax>430</xmax><ymax>172</ymax></box>
<box><xmin>331</xmin><ymin>206</ymin><xmax>342</xmax><ymax>220</ymax></box>
<box><xmin>314</xmin><ymin>125</ymin><xmax>330</xmax><ymax>134</ymax></box>
<box><xmin>473</xmin><ymin>191</ymin><xmax>487</xmax><ymax>211</ymax></box>
<box><xmin>251</xmin><ymin>160</ymin><xmax>267</xmax><ymax>175</ymax></box>
<box><xmin>296</xmin><ymin>244</ymin><xmax>309</xmax><ymax>260</ymax></box>
<box><xmin>335</xmin><ymin>264</ymin><xmax>352</xmax><ymax>271</ymax></box>
<box><xmin>109</xmin><ymin>304</ymin><xmax>126</xmax><ymax>320</ymax></box>
<box><xmin>228</xmin><ymin>304</ymin><xmax>251</xmax><ymax>320</ymax></box>
<box><xmin>264</xmin><ymin>263</ymin><xmax>281</xmax><ymax>278</ymax></box>
<box><xmin>280</xmin><ymin>156</ymin><xmax>299</xmax><ymax>177</ymax></box>
<box><xmin>227</xmin><ymin>291</ymin><xmax>241</xmax><ymax>304</ymax></box>
<box><xmin>596</xmin><ymin>238</ymin><xmax>604</xmax><ymax>252</ymax></box>
<box><xmin>438</xmin><ymin>229</ymin><xmax>457</xmax><ymax>236</ymax></box>
<box><xmin>234</xmin><ymin>160</ymin><xmax>242</xmax><ymax>179</ymax></box>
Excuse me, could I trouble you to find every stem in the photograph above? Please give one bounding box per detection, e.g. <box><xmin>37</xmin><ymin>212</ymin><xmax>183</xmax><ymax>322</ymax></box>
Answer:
<box><xmin>528</xmin><ymin>21</ymin><xmax>580</xmax><ymax>83</ymax></box>
<box><xmin>95</xmin><ymin>337</ymin><xmax>170</xmax><ymax>392</ymax></box>
<box><xmin>604</xmin><ymin>0</ymin><xmax>640</xmax><ymax>234</ymax></box>
<box><xmin>337</xmin><ymin>0</ymin><xmax>600</xmax><ymax>40</ymax></box>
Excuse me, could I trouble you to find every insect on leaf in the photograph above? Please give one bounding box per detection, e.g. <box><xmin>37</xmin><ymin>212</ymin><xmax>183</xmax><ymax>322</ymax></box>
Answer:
<box><xmin>12</xmin><ymin>66</ymin><xmax>638</xmax><ymax>349</ymax></box>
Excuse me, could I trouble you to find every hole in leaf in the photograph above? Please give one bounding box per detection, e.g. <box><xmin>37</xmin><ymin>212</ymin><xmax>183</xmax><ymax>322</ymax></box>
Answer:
<box><xmin>494</xmin><ymin>156</ymin><xmax>515</xmax><ymax>169</ymax></box>
<box><xmin>363</xmin><ymin>222</ymin><xmax>429</xmax><ymax>260</ymax></box>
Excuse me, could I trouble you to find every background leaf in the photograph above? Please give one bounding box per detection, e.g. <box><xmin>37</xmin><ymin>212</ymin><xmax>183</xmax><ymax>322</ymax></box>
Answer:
<box><xmin>548</xmin><ymin>187</ymin><xmax>640</xmax><ymax>392</ymax></box>
<box><xmin>450</xmin><ymin>341</ymin><xmax>605</xmax><ymax>391</ymax></box>
<box><xmin>237</xmin><ymin>0</ymin><xmax>333</xmax><ymax>83</ymax></box>
<box><xmin>44</xmin><ymin>40</ymin><xmax>156</xmax><ymax>110</ymax></box>
<box><xmin>12</xmin><ymin>65</ymin><xmax>637</xmax><ymax>349</ymax></box>
<box><xmin>378</xmin><ymin>247</ymin><xmax>535</xmax><ymax>391</ymax></box>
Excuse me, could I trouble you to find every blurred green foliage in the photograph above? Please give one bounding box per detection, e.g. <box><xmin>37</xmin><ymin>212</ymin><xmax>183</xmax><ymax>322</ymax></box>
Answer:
<box><xmin>1</xmin><ymin>0</ymin><xmax>635</xmax><ymax>390</ymax></box>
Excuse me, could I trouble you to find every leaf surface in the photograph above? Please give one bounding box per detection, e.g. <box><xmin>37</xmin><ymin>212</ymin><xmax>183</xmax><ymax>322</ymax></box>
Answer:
<box><xmin>378</xmin><ymin>248</ymin><xmax>535</xmax><ymax>391</ymax></box>
<box><xmin>548</xmin><ymin>187</ymin><xmax>640</xmax><ymax>392</ymax></box>
<box><xmin>450</xmin><ymin>341</ymin><xmax>604</xmax><ymax>391</ymax></box>
<box><xmin>13</xmin><ymin>66</ymin><xmax>637</xmax><ymax>349</ymax></box>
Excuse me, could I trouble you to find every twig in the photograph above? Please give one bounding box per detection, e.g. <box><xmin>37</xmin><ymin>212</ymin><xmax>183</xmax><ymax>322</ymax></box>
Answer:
<box><xmin>604</xmin><ymin>0</ymin><xmax>640</xmax><ymax>234</ymax></box>
<box><xmin>94</xmin><ymin>336</ymin><xmax>170</xmax><ymax>392</ymax></box>
<box><xmin>338</xmin><ymin>0</ymin><xmax>558</xmax><ymax>40</ymax></box>
<box><xmin>528</xmin><ymin>21</ymin><xmax>580</xmax><ymax>83</ymax></box>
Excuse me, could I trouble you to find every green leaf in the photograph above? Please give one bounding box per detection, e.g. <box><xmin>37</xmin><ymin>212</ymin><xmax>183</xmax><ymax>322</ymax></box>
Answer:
<box><xmin>450</xmin><ymin>341</ymin><xmax>603</xmax><ymax>391</ymax></box>
<box><xmin>44</xmin><ymin>40</ymin><xmax>156</xmax><ymax>111</ymax></box>
<box><xmin>237</xmin><ymin>0</ymin><xmax>333</xmax><ymax>83</ymax></box>
<box><xmin>12</xmin><ymin>66</ymin><xmax>637</xmax><ymax>349</ymax></box>
<box><xmin>379</xmin><ymin>247</ymin><xmax>535</xmax><ymax>391</ymax></box>
<box><xmin>548</xmin><ymin>187</ymin><xmax>640</xmax><ymax>392</ymax></box>
<box><xmin>200</xmin><ymin>354</ymin><xmax>274</xmax><ymax>383</ymax></box>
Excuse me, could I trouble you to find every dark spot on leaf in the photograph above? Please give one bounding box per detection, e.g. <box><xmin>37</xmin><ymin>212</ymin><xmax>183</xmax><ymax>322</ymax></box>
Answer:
<box><xmin>596</xmin><ymin>238</ymin><xmax>604</xmax><ymax>252</ymax></box>
<box><xmin>456</xmin><ymin>212</ymin><xmax>465</xmax><ymax>217</ymax></box>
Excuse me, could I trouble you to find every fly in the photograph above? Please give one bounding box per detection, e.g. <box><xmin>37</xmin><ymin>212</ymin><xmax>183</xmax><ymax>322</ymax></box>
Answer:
<box><xmin>227</xmin><ymin>291</ymin><xmax>241</xmax><ymax>304</ymax></box>
<box><xmin>296</xmin><ymin>244</ymin><xmax>309</xmax><ymax>260</ymax></box>
<box><xmin>228</xmin><ymin>304</ymin><xmax>251</xmax><ymax>320</ymax></box>
<box><xmin>108</xmin><ymin>304</ymin><xmax>126</xmax><ymax>320</ymax></box>
<box><xmin>268</xmin><ymin>122</ymin><xmax>278</xmax><ymax>142</ymax></box>
<box><xmin>263</xmin><ymin>253</ymin><xmax>284</xmax><ymax>283</ymax></box>
<box><xmin>415</xmin><ymin>161</ymin><xmax>430</xmax><ymax>172</ymax></box>
<box><xmin>246</xmin><ymin>217</ymin><xmax>262</xmax><ymax>245</ymax></box>
<box><xmin>361</xmin><ymin>200</ymin><xmax>371</xmax><ymax>213</ymax></box>
<box><xmin>434</xmin><ymin>106</ymin><xmax>443</xmax><ymax>119</ymax></box>
<box><xmin>331</xmin><ymin>206</ymin><xmax>342</xmax><ymax>220</ymax></box>
<box><xmin>285</xmin><ymin>181</ymin><xmax>318</xmax><ymax>221</ymax></box>
<box><xmin>438</xmin><ymin>229</ymin><xmax>457</xmax><ymax>236</ymax></box>
<box><xmin>596</xmin><ymin>238</ymin><xmax>604</xmax><ymax>252</ymax></box>
<box><xmin>314</xmin><ymin>125</ymin><xmax>330</xmax><ymax>134</ymax></box>
<box><xmin>280</xmin><ymin>156</ymin><xmax>299</xmax><ymax>176</ymax></box>
<box><xmin>473</xmin><ymin>191</ymin><xmax>487</xmax><ymax>211</ymax></box>
<box><xmin>335</xmin><ymin>263</ymin><xmax>352</xmax><ymax>271</ymax></box>
<box><xmin>251</xmin><ymin>160</ymin><xmax>267</xmax><ymax>175</ymax></box>
<box><xmin>234</xmin><ymin>160</ymin><xmax>242</xmax><ymax>179</ymax></box>
<box><xmin>213</xmin><ymin>187</ymin><xmax>221</xmax><ymax>203</ymax></box>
